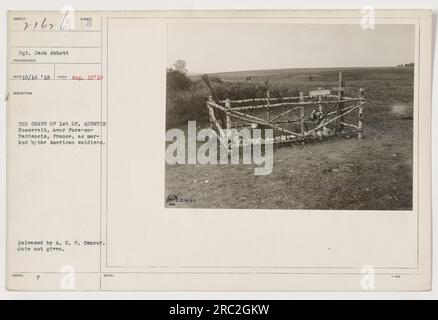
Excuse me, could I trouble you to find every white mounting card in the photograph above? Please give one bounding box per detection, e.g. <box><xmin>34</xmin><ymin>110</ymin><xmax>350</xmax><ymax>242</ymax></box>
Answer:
<box><xmin>6</xmin><ymin>10</ymin><xmax>432</xmax><ymax>291</ymax></box>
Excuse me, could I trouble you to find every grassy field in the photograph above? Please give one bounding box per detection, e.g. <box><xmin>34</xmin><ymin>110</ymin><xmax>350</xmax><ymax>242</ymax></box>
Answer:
<box><xmin>165</xmin><ymin>67</ymin><xmax>414</xmax><ymax>210</ymax></box>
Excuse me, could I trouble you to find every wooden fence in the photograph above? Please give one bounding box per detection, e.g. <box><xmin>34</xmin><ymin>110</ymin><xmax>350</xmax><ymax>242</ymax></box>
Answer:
<box><xmin>204</xmin><ymin>72</ymin><xmax>366</xmax><ymax>146</ymax></box>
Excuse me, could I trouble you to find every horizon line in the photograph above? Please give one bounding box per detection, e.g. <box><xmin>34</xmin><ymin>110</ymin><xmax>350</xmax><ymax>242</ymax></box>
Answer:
<box><xmin>185</xmin><ymin>64</ymin><xmax>415</xmax><ymax>76</ymax></box>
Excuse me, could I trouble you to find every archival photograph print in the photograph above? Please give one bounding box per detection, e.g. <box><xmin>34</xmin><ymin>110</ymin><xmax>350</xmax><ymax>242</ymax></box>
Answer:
<box><xmin>165</xmin><ymin>23</ymin><xmax>415</xmax><ymax>210</ymax></box>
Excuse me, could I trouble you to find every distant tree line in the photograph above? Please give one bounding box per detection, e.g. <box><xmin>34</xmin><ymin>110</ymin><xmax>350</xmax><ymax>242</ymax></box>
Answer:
<box><xmin>397</xmin><ymin>62</ymin><xmax>415</xmax><ymax>67</ymax></box>
<box><xmin>165</xmin><ymin>60</ymin><xmax>295</xmax><ymax>128</ymax></box>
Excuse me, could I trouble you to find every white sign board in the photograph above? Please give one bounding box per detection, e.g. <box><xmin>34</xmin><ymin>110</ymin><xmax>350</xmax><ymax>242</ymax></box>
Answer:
<box><xmin>309</xmin><ymin>89</ymin><xmax>331</xmax><ymax>96</ymax></box>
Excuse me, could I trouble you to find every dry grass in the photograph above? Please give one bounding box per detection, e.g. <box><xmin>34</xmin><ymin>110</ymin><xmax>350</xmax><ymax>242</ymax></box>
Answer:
<box><xmin>165</xmin><ymin>67</ymin><xmax>414</xmax><ymax>210</ymax></box>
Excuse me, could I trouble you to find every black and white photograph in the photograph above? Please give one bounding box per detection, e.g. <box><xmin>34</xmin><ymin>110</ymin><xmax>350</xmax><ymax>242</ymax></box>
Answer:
<box><xmin>2</xmin><ymin>5</ymin><xmax>434</xmax><ymax>297</ymax></box>
<box><xmin>165</xmin><ymin>23</ymin><xmax>415</xmax><ymax>210</ymax></box>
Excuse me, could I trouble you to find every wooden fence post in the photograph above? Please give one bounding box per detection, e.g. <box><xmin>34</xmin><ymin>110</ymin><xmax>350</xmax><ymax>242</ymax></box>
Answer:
<box><xmin>207</xmin><ymin>96</ymin><xmax>215</xmax><ymax>129</ymax></box>
<box><xmin>265</xmin><ymin>79</ymin><xmax>271</xmax><ymax>122</ymax></box>
<box><xmin>266</xmin><ymin>88</ymin><xmax>271</xmax><ymax>122</ymax></box>
<box><xmin>318</xmin><ymin>87</ymin><xmax>323</xmax><ymax>113</ymax></box>
<box><xmin>358</xmin><ymin>88</ymin><xmax>364</xmax><ymax>139</ymax></box>
<box><xmin>317</xmin><ymin>87</ymin><xmax>323</xmax><ymax>125</ymax></box>
<box><xmin>336</xmin><ymin>71</ymin><xmax>345</xmax><ymax>132</ymax></box>
<box><xmin>299</xmin><ymin>92</ymin><xmax>305</xmax><ymax>134</ymax></box>
<box><xmin>225</xmin><ymin>99</ymin><xmax>232</xmax><ymax>149</ymax></box>
<box><xmin>225</xmin><ymin>98</ymin><xmax>232</xmax><ymax>131</ymax></box>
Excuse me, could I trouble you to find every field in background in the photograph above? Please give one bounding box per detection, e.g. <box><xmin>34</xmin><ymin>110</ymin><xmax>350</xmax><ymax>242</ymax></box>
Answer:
<box><xmin>165</xmin><ymin>67</ymin><xmax>414</xmax><ymax>210</ymax></box>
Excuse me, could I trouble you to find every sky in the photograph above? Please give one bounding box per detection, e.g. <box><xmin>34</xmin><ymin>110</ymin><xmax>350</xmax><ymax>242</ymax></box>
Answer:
<box><xmin>167</xmin><ymin>23</ymin><xmax>415</xmax><ymax>73</ymax></box>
